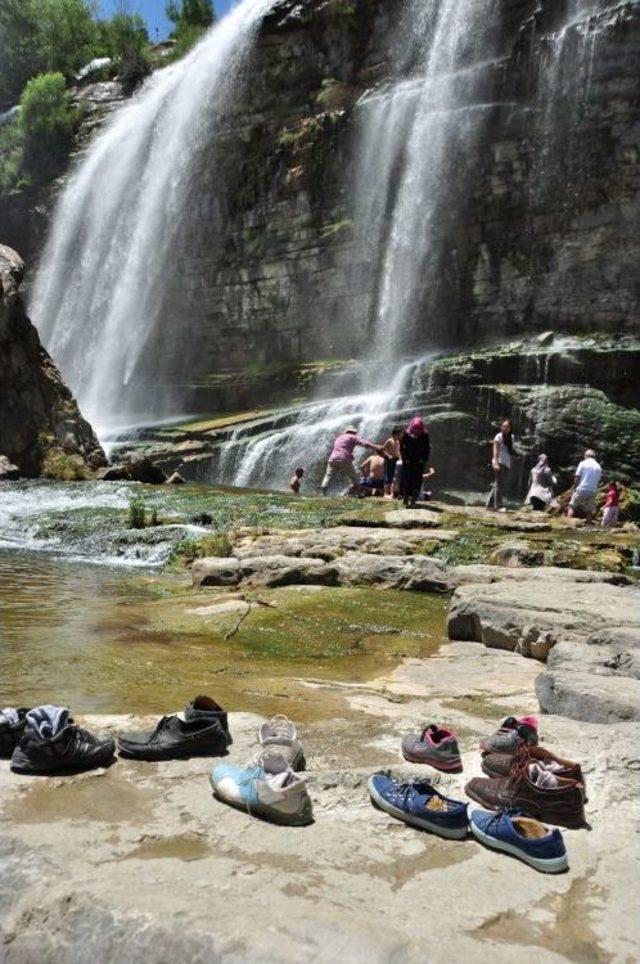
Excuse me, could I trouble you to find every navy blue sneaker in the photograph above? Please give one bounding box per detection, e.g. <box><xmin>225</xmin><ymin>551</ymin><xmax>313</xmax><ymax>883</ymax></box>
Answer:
<box><xmin>368</xmin><ymin>772</ymin><xmax>468</xmax><ymax>839</ymax></box>
<box><xmin>469</xmin><ymin>808</ymin><xmax>568</xmax><ymax>873</ymax></box>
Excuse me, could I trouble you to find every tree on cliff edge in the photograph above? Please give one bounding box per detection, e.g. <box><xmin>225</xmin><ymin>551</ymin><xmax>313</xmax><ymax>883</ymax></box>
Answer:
<box><xmin>166</xmin><ymin>0</ymin><xmax>215</xmax><ymax>30</ymax></box>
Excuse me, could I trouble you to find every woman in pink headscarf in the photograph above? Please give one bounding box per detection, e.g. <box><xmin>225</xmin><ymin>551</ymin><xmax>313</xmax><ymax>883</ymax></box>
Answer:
<box><xmin>399</xmin><ymin>417</ymin><xmax>431</xmax><ymax>508</ymax></box>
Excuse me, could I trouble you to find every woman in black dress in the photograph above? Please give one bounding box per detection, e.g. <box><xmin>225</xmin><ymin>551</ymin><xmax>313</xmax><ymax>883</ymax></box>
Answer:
<box><xmin>400</xmin><ymin>417</ymin><xmax>430</xmax><ymax>508</ymax></box>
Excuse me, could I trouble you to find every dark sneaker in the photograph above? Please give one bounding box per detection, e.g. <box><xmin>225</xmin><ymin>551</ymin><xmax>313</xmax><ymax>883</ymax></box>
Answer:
<box><xmin>470</xmin><ymin>808</ymin><xmax>568</xmax><ymax>874</ymax></box>
<box><xmin>117</xmin><ymin>712</ymin><xmax>230</xmax><ymax>761</ymax></box>
<box><xmin>11</xmin><ymin>708</ymin><xmax>115</xmax><ymax>775</ymax></box>
<box><xmin>0</xmin><ymin>708</ymin><xmax>29</xmax><ymax>758</ymax></box>
<box><xmin>257</xmin><ymin>714</ymin><xmax>305</xmax><ymax>771</ymax></box>
<box><xmin>479</xmin><ymin>716</ymin><xmax>538</xmax><ymax>755</ymax></box>
<box><xmin>401</xmin><ymin>724</ymin><xmax>463</xmax><ymax>772</ymax></box>
<box><xmin>465</xmin><ymin>761</ymin><xmax>586</xmax><ymax>829</ymax></box>
<box><xmin>481</xmin><ymin>745</ymin><xmax>586</xmax><ymax>795</ymax></box>
<box><xmin>368</xmin><ymin>772</ymin><xmax>468</xmax><ymax>839</ymax></box>
<box><xmin>211</xmin><ymin>751</ymin><xmax>313</xmax><ymax>826</ymax></box>
<box><xmin>184</xmin><ymin>695</ymin><xmax>231</xmax><ymax>746</ymax></box>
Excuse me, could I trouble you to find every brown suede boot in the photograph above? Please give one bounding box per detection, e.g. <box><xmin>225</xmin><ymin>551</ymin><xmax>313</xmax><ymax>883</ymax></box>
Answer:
<box><xmin>481</xmin><ymin>745</ymin><xmax>587</xmax><ymax>800</ymax></box>
<box><xmin>465</xmin><ymin>761</ymin><xmax>586</xmax><ymax>829</ymax></box>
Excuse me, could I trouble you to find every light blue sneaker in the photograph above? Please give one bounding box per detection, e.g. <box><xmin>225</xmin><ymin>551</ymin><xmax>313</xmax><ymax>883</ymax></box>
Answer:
<box><xmin>469</xmin><ymin>808</ymin><xmax>568</xmax><ymax>873</ymax></box>
<box><xmin>211</xmin><ymin>751</ymin><xmax>313</xmax><ymax>826</ymax></box>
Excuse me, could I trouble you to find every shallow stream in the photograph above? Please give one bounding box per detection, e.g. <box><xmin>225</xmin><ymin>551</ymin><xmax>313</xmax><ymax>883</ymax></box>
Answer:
<box><xmin>0</xmin><ymin>480</ymin><xmax>448</xmax><ymax>719</ymax></box>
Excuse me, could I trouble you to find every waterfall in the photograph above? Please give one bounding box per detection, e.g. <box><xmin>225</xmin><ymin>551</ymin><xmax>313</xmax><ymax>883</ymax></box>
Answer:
<box><xmin>221</xmin><ymin>0</ymin><xmax>505</xmax><ymax>488</ymax></box>
<box><xmin>30</xmin><ymin>0</ymin><xmax>272</xmax><ymax>436</ymax></box>
<box><xmin>353</xmin><ymin>0</ymin><xmax>505</xmax><ymax>355</ymax></box>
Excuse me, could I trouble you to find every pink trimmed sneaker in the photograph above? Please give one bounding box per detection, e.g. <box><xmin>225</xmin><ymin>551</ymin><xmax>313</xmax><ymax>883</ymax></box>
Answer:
<box><xmin>479</xmin><ymin>716</ymin><xmax>538</xmax><ymax>755</ymax></box>
<box><xmin>401</xmin><ymin>724</ymin><xmax>463</xmax><ymax>772</ymax></box>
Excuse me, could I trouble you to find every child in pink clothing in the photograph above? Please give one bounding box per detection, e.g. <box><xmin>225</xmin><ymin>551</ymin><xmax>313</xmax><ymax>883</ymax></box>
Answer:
<box><xmin>601</xmin><ymin>482</ymin><xmax>620</xmax><ymax>527</ymax></box>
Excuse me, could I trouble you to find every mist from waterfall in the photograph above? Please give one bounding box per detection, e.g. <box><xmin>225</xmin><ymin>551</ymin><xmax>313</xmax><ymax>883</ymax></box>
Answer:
<box><xmin>30</xmin><ymin>0</ymin><xmax>272</xmax><ymax>436</ymax></box>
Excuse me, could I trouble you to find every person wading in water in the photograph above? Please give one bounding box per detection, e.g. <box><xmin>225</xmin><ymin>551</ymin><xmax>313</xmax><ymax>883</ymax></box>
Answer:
<box><xmin>399</xmin><ymin>417</ymin><xmax>430</xmax><ymax>508</ymax></box>
<box><xmin>321</xmin><ymin>427</ymin><xmax>383</xmax><ymax>496</ymax></box>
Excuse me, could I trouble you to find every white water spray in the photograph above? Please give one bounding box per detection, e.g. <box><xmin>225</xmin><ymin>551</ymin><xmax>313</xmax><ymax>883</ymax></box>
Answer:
<box><xmin>30</xmin><ymin>0</ymin><xmax>272</xmax><ymax>436</ymax></box>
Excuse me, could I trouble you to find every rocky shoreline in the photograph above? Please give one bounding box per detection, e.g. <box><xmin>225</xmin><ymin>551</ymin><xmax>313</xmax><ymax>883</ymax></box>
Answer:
<box><xmin>1</xmin><ymin>501</ymin><xmax>638</xmax><ymax>960</ymax></box>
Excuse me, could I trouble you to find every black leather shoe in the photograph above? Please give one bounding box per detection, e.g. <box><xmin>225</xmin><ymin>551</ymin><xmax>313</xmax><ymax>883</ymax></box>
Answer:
<box><xmin>117</xmin><ymin>712</ymin><xmax>230</xmax><ymax>761</ymax></box>
<box><xmin>184</xmin><ymin>695</ymin><xmax>231</xmax><ymax>744</ymax></box>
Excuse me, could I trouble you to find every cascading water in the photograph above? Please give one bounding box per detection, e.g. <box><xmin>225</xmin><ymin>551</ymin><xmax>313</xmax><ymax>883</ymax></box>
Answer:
<box><xmin>214</xmin><ymin>356</ymin><xmax>434</xmax><ymax>490</ymax></box>
<box><xmin>354</xmin><ymin>0</ymin><xmax>504</xmax><ymax>355</ymax></box>
<box><xmin>30</xmin><ymin>0</ymin><xmax>272</xmax><ymax>436</ymax></box>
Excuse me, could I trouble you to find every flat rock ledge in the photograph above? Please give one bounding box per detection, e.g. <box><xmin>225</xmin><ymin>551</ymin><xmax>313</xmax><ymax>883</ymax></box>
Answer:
<box><xmin>447</xmin><ymin>575</ymin><xmax>640</xmax><ymax>723</ymax></box>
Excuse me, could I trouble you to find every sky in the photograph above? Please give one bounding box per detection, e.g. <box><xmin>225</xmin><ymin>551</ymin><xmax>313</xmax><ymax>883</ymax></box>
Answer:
<box><xmin>100</xmin><ymin>0</ymin><xmax>234</xmax><ymax>42</ymax></box>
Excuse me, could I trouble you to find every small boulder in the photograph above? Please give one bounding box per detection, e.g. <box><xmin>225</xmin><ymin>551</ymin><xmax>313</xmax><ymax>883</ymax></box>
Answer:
<box><xmin>98</xmin><ymin>464</ymin><xmax>131</xmax><ymax>481</ymax></box>
<box><xmin>488</xmin><ymin>541</ymin><xmax>543</xmax><ymax>567</ymax></box>
<box><xmin>125</xmin><ymin>455</ymin><xmax>167</xmax><ymax>484</ymax></box>
<box><xmin>166</xmin><ymin>471</ymin><xmax>186</xmax><ymax>485</ymax></box>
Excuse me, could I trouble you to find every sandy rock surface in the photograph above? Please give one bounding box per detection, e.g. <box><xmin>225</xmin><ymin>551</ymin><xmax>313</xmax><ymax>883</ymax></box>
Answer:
<box><xmin>1</xmin><ymin>642</ymin><xmax>639</xmax><ymax>962</ymax></box>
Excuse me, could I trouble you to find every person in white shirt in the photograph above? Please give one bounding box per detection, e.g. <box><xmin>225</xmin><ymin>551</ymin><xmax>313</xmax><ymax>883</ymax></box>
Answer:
<box><xmin>567</xmin><ymin>449</ymin><xmax>602</xmax><ymax>521</ymax></box>
<box><xmin>486</xmin><ymin>418</ymin><xmax>514</xmax><ymax>510</ymax></box>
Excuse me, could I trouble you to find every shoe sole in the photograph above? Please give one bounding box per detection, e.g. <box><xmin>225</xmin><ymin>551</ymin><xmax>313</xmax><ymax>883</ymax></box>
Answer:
<box><xmin>10</xmin><ymin>751</ymin><xmax>114</xmax><ymax>775</ymax></box>
<box><xmin>469</xmin><ymin>819</ymin><xmax>568</xmax><ymax>873</ymax></box>
<box><xmin>368</xmin><ymin>777</ymin><xmax>468</xmax><ymax>839</ymax></box>
<box><xmin>211</xmin><ymin>787</ymin><xmax>313</xmax><ymax>826</ymax></box>
<box><xmin>117</xmin><ymin>744</ymin><xmax>229</xmax><ymax>761</ymax></box>
<box><xmin>464</xmin><ymin>784</ymin><xmax>586</xmax><ymax>830</ymax></box>
<box><xmin>401</xmin><ymin>749</ymin><xmax>463</xmax><ymax>772</ymax></box>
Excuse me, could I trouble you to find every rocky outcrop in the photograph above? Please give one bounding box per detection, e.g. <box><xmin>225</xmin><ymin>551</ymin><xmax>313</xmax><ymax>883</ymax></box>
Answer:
<box><xmin>0</xmin><ymin>245</ymin><xmax>105</xmax><ymax>477</ymax></box>
<box><xmin>191</xmin><ymin>550</ymin><xmax>452</xmax><ymax>592</ymax></box>
<box><xmin>446</xmin><ymin>572</ymin><xmax>640</xmax><ymax>722</ymax></box>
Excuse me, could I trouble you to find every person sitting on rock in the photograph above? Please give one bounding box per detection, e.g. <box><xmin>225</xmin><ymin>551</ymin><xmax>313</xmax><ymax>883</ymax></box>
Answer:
<box><xmin>320</xmin><ymin>427</ymin><xmax>383</xmax><ymax>496</ymax></box>
<box><xmin>289</xmin><ymin>467</ymin><xmax>304</xmax><ymax>494</ymax></box>
<box><xmin>601</xmin><ymin>480</ymin><xmax>620</xmax><ymax>527</ymax></box>
<box><xmin>360</xmin><ymin>453</ymin><xmax>385</xmax><ymax>496</ymax></box>
<box><xmin>525</xmin><ymin>454</ymin><xmax>557</xmax><ymax>511</ymax></box>
<box><xmin>567</xmin><ymin>448</ymin><xmax>602</xmax><ymax>522</ymax></box>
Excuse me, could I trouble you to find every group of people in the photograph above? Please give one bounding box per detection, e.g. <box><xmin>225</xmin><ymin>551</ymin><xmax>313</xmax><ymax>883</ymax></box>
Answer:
<box><xmin>295</xmin><ymin>418</ymin><xmax>433</xmax><ymax>508</ymax></box>
<box><xmin>289</xmin><ymin>416</ymin><xmax>622</xmax><ymax>526</ymax></box>
<box><xmin>487</xmin><ymin>418</ymin><xmax>620</xmax><ymax>524</ymax></box>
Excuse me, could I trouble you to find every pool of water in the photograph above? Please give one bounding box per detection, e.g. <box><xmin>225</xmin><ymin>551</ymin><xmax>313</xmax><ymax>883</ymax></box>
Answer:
<box><xmin>0</xmin><ymin>550</ymin><xmax>449</xmax><ymax>720</ymax></box>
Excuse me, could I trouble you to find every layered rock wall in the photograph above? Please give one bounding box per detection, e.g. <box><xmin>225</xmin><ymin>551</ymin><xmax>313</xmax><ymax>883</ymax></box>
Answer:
<box><xmin>0</xmin><ymin>245</ymin><xmax>105</xmax><ymax>477</ymax></box>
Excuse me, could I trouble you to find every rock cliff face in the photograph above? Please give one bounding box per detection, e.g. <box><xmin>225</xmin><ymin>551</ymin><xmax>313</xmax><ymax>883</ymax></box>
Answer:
<box><xmin>0</xmin><ymin>245</ymin><xmax>105</xmax><ymax>478</ymax></box>
<box><xmin>154</xmin><ymin>0</ymin><xmax>640</xmax><ymax>379</ymax></box>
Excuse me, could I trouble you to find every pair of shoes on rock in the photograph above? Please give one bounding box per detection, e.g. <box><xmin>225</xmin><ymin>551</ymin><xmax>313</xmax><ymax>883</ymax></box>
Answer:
<box><xmin>401</xmin><ymin>714</ymin><xmax>540</xmax><ymax>774</ymax></box>
<box><xmin>211</xmin><ymin>715</ymin><xmax>312</xmax><ymax>826</ymax></box>
<box><xmin>466</xmin><ymin>749</ymin><xmax>587</xmax><ymax>830</ymax></box>
<box><xmin>368</xmin><ymin>774</ymin><xmax>568</xmax><ymax>874</ymax></box>
<box><xmin>2</xmin><ymin>705</ymin><xmax>115</xmax><ymax>775</ymax></box>
<box><xmin>117</xmin><ymin>696</ymin><xmax>232</xmax><ymax>760</ymax></box>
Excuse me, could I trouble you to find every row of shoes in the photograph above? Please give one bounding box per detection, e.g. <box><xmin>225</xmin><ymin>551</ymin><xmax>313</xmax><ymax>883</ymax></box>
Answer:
<box><xmin>368</xmin><ymin>714</ymin><xmax>588</xmax><ymax>874</ymax></box>
<box><xmin>0</xmin><ymin>697</ymin><xmax>232</xmax><ymax>773</ymax></box>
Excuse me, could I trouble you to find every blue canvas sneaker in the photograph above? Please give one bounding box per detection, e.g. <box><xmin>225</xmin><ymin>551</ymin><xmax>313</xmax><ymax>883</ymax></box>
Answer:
<box><xmin>211</xmin><ymin>751</ymin><xmax>313</xmax><ymax>826</ymax></box>
<box><xmin>368</xmin><ymin>772</ymin><xmax>468</xmax><ymax>839</ymax></box>
<box><xmin>469</xmin><ymin>808</ymin><xmax>568</xmax><ymax>873</ymax></box>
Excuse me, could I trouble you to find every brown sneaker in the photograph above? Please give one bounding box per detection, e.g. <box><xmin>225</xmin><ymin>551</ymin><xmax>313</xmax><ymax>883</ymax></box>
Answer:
<box><xmin>465</xmin><ymin>761</ymin><xmax>586</xmax><ymax>829</ymax></box>
<box><xmin>481</xmin><ymin>745</ymin><xmax>587</xmax><ymax>799</ymax></box>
